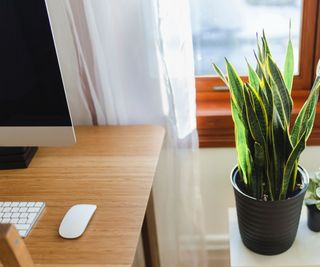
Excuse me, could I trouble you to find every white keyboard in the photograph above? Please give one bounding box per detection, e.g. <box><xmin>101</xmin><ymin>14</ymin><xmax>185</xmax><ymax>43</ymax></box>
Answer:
<box><xmin>0</xmin><ymin>201</ymin><xmax>45</xmax><ymax>237</ymax></box>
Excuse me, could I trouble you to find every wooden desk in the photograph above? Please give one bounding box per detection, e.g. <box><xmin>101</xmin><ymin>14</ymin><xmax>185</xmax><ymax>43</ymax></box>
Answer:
<box><xmin>0</xmin><ymin>126</ymin><xmax>165</xmax><ymax>267</ymax></box>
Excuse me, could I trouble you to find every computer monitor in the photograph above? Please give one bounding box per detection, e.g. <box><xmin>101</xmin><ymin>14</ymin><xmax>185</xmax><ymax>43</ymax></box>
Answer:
<box><xmin>0</xmin><ymin>0</ymin><xmax>75</xmax><ymax>147</ymax></box>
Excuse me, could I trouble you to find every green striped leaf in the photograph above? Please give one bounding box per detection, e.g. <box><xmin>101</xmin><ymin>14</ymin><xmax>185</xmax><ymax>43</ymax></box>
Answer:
<box><xmin>291</xmin><ymin>76</ymin><xmax>320</xmax><ymax>145</ymax></box>
<box><xmin>226</xmin><ymin>59</ymin><xmax>245</xmax><ymax>110</ymax></box>
<box><xmin>246</xmin><ymin>83</ymin><xmax>268</xmax><ymax>139</ymax></box>
<box><xmin>267</xmin><ymin>55</ymin><xmax>293</xmax><ymax>125</ymax></box>
<box><xmin>256</xmin><ymin>58</ymin><xmax>274</xmax><ymax>123</ymax></box>
<box><xmin>254</xmin><ymin>50</ymin><xmax>266</xmax><ymax>80</ymax></box>
<box><xmin>270</xmin><ymin>108</ymin><xmax>285</xmax><ymax>200</ymax></box>
<box><xmin>280</xmin><ymin>131</ymin><xmax>307</xmax><ymax>200</ymax></box>
<box><xmin>212</xmin><ymin>63</ymin><xmax>228</xmax><ymax>86</ymax></box>
<box><xmin>247</xmin><ymin>62</ymin><xmax>261</xmax><ymax>91</ymax></box>
<box><xmin>243</xmin><ymin>84</ymin><xmax>265</xmax><ymax>145</ymax></box>
<box><xmin>253</xmin><ymin>142</ymin><xmax>264</xmax><ymax>199</ymax></box>
<box><xmin>284</xmin><ymin>37</ymin><xmax>294</xmax><ymax>93</ymax></box>
<box><xmin>262</xmin><ymin>30</ymin><xmax>271</xmax><ymax>59</ymax></box>
<box><xmin>256</xmin><ymin>33</ymin><xmax>264</xmax><ymax>62</ymax></box>
<box><xmin>262</xmin><ymin>75</ymin><xmax>274</xmax><ymax>123</ymax></box>
<box><xmin>231</xmin><ymin>99</ymin><xmax>251</xmax><ymax>185</ymax></box>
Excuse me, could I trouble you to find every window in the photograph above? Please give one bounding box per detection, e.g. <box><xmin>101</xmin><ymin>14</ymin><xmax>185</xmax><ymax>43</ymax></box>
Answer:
<box><xmin>191</xmin><ymin>0</ymin><xmax>320</xmax><ymax>147</ymax></box>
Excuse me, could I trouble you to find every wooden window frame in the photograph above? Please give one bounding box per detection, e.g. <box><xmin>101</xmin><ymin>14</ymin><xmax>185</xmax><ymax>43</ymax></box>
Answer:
<box><xmin>196</xmin><ymin>0</ymin><xmax>320</xmax><ymax>147</ymax></box>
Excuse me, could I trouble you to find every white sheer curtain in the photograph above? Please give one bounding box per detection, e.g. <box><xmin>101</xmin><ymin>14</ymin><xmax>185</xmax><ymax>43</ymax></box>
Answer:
<box><xmin>48</xmin><ymin>0</ymin><xmax>207</xmax><ymax>266</ymax></box>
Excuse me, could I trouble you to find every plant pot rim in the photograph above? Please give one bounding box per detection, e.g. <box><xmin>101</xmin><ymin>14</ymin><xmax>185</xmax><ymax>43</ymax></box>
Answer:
<box><xmin>230</xmin><ymin>165</ymin><xmax>309</xmax><ymax>202</ymax></box>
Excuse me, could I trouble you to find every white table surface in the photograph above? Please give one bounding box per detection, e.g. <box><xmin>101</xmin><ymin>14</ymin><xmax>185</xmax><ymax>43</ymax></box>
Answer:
<box><xmin>229</xmin><ymin>207</ymin><xmax>320</xmax><ymax>267</ymax></box>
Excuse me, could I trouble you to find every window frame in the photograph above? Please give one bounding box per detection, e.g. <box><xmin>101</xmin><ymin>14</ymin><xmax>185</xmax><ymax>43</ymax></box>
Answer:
<box><xmin>196</xmin><ymin>0</ymin><xmax>320</xmax><ymax>147</ymax></box>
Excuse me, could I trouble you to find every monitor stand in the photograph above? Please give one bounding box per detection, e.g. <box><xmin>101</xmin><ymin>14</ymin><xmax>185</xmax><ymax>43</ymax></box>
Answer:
<box><xmin>0</xmin><ymin>147</ymin><xmax>38</xmax><ymax>170</ymax></box>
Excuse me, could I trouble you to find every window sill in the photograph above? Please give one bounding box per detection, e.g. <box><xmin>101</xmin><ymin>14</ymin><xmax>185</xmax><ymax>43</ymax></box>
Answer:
<box><xmin>196</xmin><ymin>90</ymin><xmax>320</xmax><ymax>148</ymax></box>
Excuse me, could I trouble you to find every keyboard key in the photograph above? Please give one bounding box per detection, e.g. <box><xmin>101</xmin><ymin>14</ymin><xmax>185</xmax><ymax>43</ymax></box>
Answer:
<box><xmin>19</xmin><ymin>213</ymin><xmax>28</xmax><ymax>218</ymax></box>
<box><xmin>27</xmin><ymin>202</ymin><xmax>35</xmax><ymax>207</ymax></box>
<box><xmin>19</xmin><ymin>207</ymin><xmax>27</xmax><ymax>212</ymax></box>
<box><xmin>1</xmin><ymin>218</ymin><xmax>10</xmax><ymax>223</ymax></box>
<box><xmin>3</xmin><ymin>213</ymin><xmax>12</xmax><ymax>218</ymax></box>
<box><xmin>18</xmin><ymin>202</ymin><xmax>27</xmax><ymax>207</ymax></box>
<box><xmin>18</xmin><ymin>218</ymin><xmax>27</xmax><ymax>224</ymax></box>
<box><xmin>3</xmin><ymin>207</ymin><xmax>11</xmax><ymax>212</ymax></box>
<box><xmin>0</xmin><ymin>202</ymin><xmax>4</xmax><ymax>207</ymax></box>
<box><xmin>11</xmin><ymin>202</ymin><xmax>19</xmax><ymax>207</ymax></box>
<box><xmin>35</xmin><ymin>202</ymin><xmax>44</xmax><ymax>207</ymax></box>
<box><xmin>12</xmin><ymin>207</ymin><xmax>19</xmax><ymax>212</ymax></box>
<box><xmin>28</xmin><ymin>207</ymin><xmax>40</xmax><ymax>213</ymax></box>
<box><xmin>10</xmin><ymin>218</ymin><xmax>19</xmax><ymax>224</ymax></box>
<box><xmin>11</xmin><ymin>213</ymin><xmax>20</xmax><ymax>218</ymax></box>
<box><xmin>27</xmin><ymin>218</ymin><xmax>35</xmax><ymax>224</ymax></box>
<box><xmin>4</xmin><ymin>202</ymin><xmax>11</xmax><ymax>207</ymax></box>
<box><xmin>27</xmin><ymin>213</ymin><xmax>37</xmax><ymax>221</ymax></box>
<box><xmin>16</xmin><ymin>224</ymin><xmax>29</xmax><ymax>230</ymax></box>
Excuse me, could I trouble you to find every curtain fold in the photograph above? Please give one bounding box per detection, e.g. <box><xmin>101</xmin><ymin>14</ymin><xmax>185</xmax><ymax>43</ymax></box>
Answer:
<box><xmin>60</xmin><ymin>0</ymin><xmax>207</xmax><ymax>266</ymax></box>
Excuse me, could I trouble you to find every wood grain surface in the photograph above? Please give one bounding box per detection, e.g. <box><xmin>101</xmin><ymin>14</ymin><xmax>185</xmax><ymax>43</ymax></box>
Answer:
<box><xmin>0</xmin><ymin>126</ymin><xmax>165</xmax><ymax>267</ymax></box>
<box><xmin>0</xmin><ymin>224</ymin><xmax>35</xmax><ymax>267</ymax></box>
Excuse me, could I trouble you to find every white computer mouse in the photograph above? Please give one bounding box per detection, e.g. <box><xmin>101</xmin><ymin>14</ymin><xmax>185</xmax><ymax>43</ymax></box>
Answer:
<box><xmin>59</xmin><ymin>204</ymin><xmax>97</xmax><ymax>239</ymax></box>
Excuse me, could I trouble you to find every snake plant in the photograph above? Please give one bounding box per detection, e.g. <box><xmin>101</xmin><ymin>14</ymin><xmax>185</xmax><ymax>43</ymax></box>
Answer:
<box><xmin>213</xmin><ymin>32</ymin><xmax>320</xmax><ymax>201</ymax></box>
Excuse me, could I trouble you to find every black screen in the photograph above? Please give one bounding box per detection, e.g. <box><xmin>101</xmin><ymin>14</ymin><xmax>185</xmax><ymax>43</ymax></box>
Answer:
<box><xmin>0</xmin><ymin>0</ymin><xmax>72</xmax><ymax>126</ymax></box>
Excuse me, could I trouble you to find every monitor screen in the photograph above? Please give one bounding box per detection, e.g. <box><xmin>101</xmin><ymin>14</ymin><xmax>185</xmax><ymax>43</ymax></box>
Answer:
<box><xmin>0</xmin><ymin>0</ymin><xmax>75</xmax><ymax>146</ymax></box>
<box><xmin>0</xmin><ymin>0</ymin><xmax>72</xmax><ymax>126</ymax></box>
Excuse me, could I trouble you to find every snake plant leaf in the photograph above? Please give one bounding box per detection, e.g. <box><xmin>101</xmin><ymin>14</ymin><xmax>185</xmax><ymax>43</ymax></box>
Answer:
<box><xmin>271</xmin><ymin>81</ymin><xmax>287</xmax><ymax>126</ymax></box>
<box><xmin>264</xmin><ymin>80</ymin><xmax>274</xmax><ymax>123</ymax></box>
<box><xmin>267</xmin><ymin>57</ymin><xmax>293</xmax><ymax>125</ymax></box>
<box><xmin>270</xmin><ymin>108</ymin><xmax>285</xmax><ymax>200</ymax></box>
<box><xmin>231</xmin><ymin>99</ymin><xmax>251</xmax><ymax>185</ymax></box>
<box><xmin>226</xmin><ymin>59</ymin><xmax>245</xmax><ymax>110</ymax></box>
<box><xmin>291</xmin><ymin>76</ymin><xmax>320</xmax><ymax>145</ymax></box>
<box><xmin>262</xmin><ymin>30</ymin><xmax>271</xmax><ymax>59</ymax></box>
<box><xmin>246</xmin><ymin>83</ymin><xmax>268</xmax><ymax>139</ymax></box>
<box><xmin>283</xmin><ymin>37</ymin><xmax>294</xmax><ymax>93</ymax></box>
<box><xmin>253</xmin><ymin>142</ymin><xmax>264</xmax><ymax>199</ymax></box>
<box><xmin>248</xmin><ymin>61</ymin><xmax>269</xmax><ymax>107</ymax></box>
<box><xmin>286</xmin><ymin>130</ymin><xmax>296</xmax><ymax>192</ymax></box>
<box><xmin>257</xmin><ymin>61</ymin><xmax>274</xmax><ymax>123</ymax></box>
<box><xmin>256</xmin><ymin>33</ymin><xmax>264</xmax><ymax>62</ymax></box>
<box><xmin>254</xmin><ymin>50</ymin><xmax>266</xmax><ymax>80</ymax></box>
<box><xmin>243</xmin><ymin>84</ymin><xmax>265</xmax><ymax>145</ymax></box>
<box><xmin>280</xmin><ymin>131</ymin><xmax>307</xmax><ymax>200</ymax></box>
<box><xmin>255</xmin><ymin>34</ymin><xmax>264</xmax><ymax>77</ymax></box>
<box><xmin>212</xmin><ymin>63</ymin><xmax>229</xmax><ymax>87</ymax></box>
<box><xmin>267</xmin><ymin>55</ymin><xmax>293</xmax><ymax>125</ymax></box>
<box><xmin>260</xmin><ymin>88</ymin><xmax>269</xmax><ymax>116</ymax></box>
<box><xmin>247</xmin><ymin>62</ymin><xmax>261</xmax><ymax>91</ymax></box>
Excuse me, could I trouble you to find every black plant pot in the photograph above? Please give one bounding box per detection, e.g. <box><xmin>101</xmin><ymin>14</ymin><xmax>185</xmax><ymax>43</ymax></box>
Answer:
<box><xmin>307</xmin><ymin>204</ymin><xmax>320</xmax><ymax>232</ymax></box>
<box><xmin>231</xmin><ymin>165</ymin><xmax>309</xmax><ymax>255</ymax></box>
